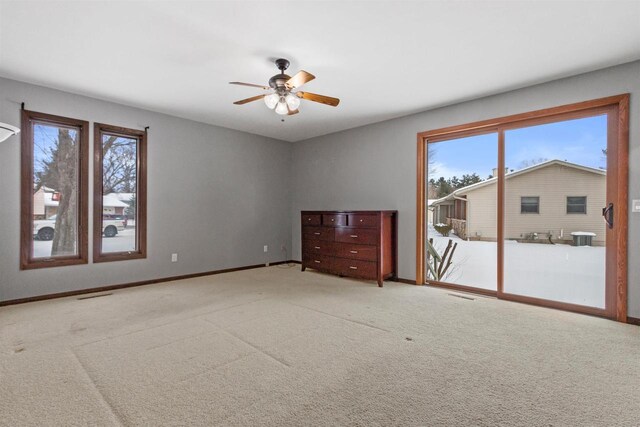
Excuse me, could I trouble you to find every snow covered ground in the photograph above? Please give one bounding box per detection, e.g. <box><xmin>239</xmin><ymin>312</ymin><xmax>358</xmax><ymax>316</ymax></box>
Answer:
<box><xmin>427</xmin><ymin>224</ymin><xmax>605</xmax><ymax>308</ymax></box>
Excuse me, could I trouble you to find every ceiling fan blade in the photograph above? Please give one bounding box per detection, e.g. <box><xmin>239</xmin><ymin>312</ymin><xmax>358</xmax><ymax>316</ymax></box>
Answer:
<box><xmin>287</xmin><ymin>108</ymin><xmax>299</xmax><ymax>116</ymax></box>
<box><xmin>229</xmin><ymin>82</ymin><xmax>270</xmax><ymax>90</ymax></box>
<box><xmin>285</xmin><ymin>71</ymin><xmax>315</xmax><ymax>89</ymax></box>
<box><xmin>233</xmin><ymin>94</ymin><xmax>266</xmax><ymax>105</ymax></box>
<box><xmin>297</xmin><ymin>91</ymin><xmax>340</xmax><ymax>107</ymax></box>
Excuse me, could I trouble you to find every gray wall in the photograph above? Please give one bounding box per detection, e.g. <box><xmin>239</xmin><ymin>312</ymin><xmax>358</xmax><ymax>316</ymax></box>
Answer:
<box><xmin>2</xmin><ymin>61</ymin><xmax>638</xmax><ymax>316</ymax></box>
<box><xmin>0</xmin><ymin>77</ymin><xmax>292</xmax><ymax>302</ymax></box>
<box><xmin>291</xmin><ymin>60</ymin><xmax>639</xmax><ymax>317</ymax></box>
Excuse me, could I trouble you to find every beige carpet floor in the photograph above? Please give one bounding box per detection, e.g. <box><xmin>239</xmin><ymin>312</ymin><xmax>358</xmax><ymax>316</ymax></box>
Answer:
<box><xmin>1</xmin><ymin>266</ymin><xmax>639</xmax><ymax>426</ymax></box>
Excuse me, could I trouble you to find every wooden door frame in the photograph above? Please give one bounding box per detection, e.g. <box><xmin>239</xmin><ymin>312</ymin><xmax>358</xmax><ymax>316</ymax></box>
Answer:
<box><xmin>416</xmin><ymin>94</ymin><xmax>629</xmax><ymax>322</ymax></box>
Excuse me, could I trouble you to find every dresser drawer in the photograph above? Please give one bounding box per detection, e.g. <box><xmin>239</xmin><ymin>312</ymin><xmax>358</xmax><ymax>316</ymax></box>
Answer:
<box><xmin>302</xmin><ymin>214</ymin><xmax>321</xmax><ymax>226</ymax></box>
<box><xmin>348</xmin><ymin>214</ymin><xmax>377</xmax><ymax>228</ymax></box>
<box><xmin>335</xmin><ymin>227</ymin><xmax>378</xmax><ymax>245</ymax></box>
<box><xmin>302</xmin><ymin>226</ymin><xmax>335</xmax><ymax>241</ymax></box>
<box><xmin>335</xmin><ymin>243</ymin><xmax>377</xmax><ymax>261</ymax></box>
<box><xmin>303</xmin><ymin>240</ymin><xmax>334</xmax><ymax>256</ymax></box>
<box><xmin>322</xmin><ymin>214</ymin><xmax>347</xmax><ymax>227</ymax></box>
<box><xmin>335</xmin><ymin>258</ymin><xmax>377</xmax><ymax>280</ymax></box>
<box><xmin>302</xmin><ymin>255</ymin><xmax>334</xmax><ymax>272</ymax></box>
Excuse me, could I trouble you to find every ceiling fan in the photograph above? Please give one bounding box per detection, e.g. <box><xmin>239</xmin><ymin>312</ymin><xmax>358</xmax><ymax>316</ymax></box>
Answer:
<box><xmin>230</xmin><ymin>58</ymin><xmax>340</xmax><ymax>116</ymax></box>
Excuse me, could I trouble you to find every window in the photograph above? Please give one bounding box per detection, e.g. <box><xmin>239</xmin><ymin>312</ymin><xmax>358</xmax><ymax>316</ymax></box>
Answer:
<box><xmin>93</xmin><ymin>123</ymin><xmax>146</xmax><ymax>262</ymax></box>
<box><xmin>567</xmin><ymin>196</ymin><xmax>587</xmax><ymax>214</ymax></box>
<box><xmin>21</xmin><ymin>110</ymin><xmax>89</xmax><ymax>269</ymax></box>
<box><xmin>520</xmin><ymin>196</ymin><xmax>539</xmax><ymax>214</ymax></box>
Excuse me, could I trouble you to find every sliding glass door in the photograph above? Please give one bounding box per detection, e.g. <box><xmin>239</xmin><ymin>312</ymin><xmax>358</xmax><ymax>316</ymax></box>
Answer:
<box><xmin>418</xmin><ymin>95</ymin><xmax>628</xmax><ymax>320</ymax></box>
<box><xmin>502</xmin><ymin>115</ymin><xmax>608</xmax><ymax>309</ymax></box>
<box><xmin>426</xmin><ymin>133</ymin><xmax>498</xmax><ymax>292</ymax></box>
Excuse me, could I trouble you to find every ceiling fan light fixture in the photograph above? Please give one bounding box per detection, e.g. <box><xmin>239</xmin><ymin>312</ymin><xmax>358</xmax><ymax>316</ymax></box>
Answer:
<box><xmin>275</xmin><ymin>97</ymin><xmax>289</xmax><ymax>115</ymax></box>
<box><xmin>285</xmin><ymin>92</ymin><xmax>300</xmax><ymax>110</ymax></box>
<box><xmin>264</xmin><ymin>93</ymin><xmax>279</xmax><ymax>109</ymax></box>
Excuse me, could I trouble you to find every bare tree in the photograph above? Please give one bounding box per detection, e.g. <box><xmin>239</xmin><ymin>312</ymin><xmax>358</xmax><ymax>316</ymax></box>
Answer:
<box><xmin>50</xmin><ymin>129</ymin><xmax>77</xmax><ymax>255</ymax></box>
<box><xmin>427</xmin><ymin>144</ymin><xmax>437</xmax><ymax>179</ymax></box>
<box><xmin>101</xmin><ymin>136</ymin><xmax>137</xmax><ymax>193</ymax></box>
<box><xmin>35</xmin><ymin>132</ymin><xmax>137</xmax><ymax>256</ymax></box>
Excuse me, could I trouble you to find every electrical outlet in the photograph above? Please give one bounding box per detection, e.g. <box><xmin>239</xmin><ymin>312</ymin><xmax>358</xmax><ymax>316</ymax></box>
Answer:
<box><xmin>633</xmin><ymin>199</ymin><xmax>640</xmax><ymax>213</ymax></box>
<box><xmin>263</xmin><ymin>245</ymin><xmax>268</xmax><ymax>253</ymax></box>
<box><xmin>171</xmin><ymin>253</ymin><xmax>178</xmax><ymax>262</ymax></box>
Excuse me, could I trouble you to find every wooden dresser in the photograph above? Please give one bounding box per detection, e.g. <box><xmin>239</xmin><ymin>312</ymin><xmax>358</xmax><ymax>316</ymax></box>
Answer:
<box><xmin>301</xmin><ymin>210</ymin><xmax>397</xmax><ymax>287</ymax></box>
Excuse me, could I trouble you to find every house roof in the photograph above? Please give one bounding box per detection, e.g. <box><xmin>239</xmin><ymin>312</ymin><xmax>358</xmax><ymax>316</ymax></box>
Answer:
<box><xmin>112</xmin><ymin>193</ymin><xmax>135</xmax><ymax>203</ymax></box>
<box><xmin>430</xmin><ymin>159</ymin><xmax>605</xmax><ymax>206</ymax></box>
<box><xmin>103</xmin><ymin>193</ymin><xmax>130</xmax><ymax>208</ymax></box>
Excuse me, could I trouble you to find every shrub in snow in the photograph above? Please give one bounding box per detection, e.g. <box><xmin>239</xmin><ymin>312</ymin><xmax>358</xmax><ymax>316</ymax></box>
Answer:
<box><xmin>434</xmin><ymin>224</ymin><xmax>453</xmax><ymax>237</ymax></box>
<box><xmin>427</xmin><ymin>237</ymin><xmax>458</xmax><ymax>281</ymax></box>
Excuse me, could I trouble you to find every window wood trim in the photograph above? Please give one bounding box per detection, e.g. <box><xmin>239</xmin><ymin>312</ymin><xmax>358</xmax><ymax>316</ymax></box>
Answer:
<box><xmin>93</xmin><ymin>123</ymin><xmax>147</xmax><ymax>263</ymax></box>
<box><xmin>20</xmin><ymin>110</ymin><xmax>89</xmax><ymax>269</ymax></box>
<box><xmin>416</xmin><ymin>94</ymin><xmax>629</xmax><ymax>322</ymax></box>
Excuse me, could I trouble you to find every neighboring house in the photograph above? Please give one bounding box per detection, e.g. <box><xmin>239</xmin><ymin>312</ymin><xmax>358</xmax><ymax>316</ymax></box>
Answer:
<box><xmin>32</xmin><ymin>186</ymin><xmax>59</xmax><ymax>219</ymax></box>
<box><xmin>112</xmin><ymin>192</ymin><xmax>135</xmax><ymax>204</ymax></box>
<box><xmin>429</xmin><ymin>160</ymin><xmax>606</xmax><ymax>245</ymax></box>
<box><xmin>33</xmin><ymin>188</ymin><xmax>132</xmax><ymax>218</ymax></box>
<box><xmin>102</xmin><ymin>193</ymin><xmax>130</xmax><ymax>215</ymax></box>
<box><xmin>426</xmin><ymin>199</ymin><xmax>436</xmax><ymax>225</ymax></box>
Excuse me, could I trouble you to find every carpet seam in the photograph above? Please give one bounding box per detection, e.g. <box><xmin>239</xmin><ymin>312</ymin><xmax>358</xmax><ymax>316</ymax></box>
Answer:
<box><xmin>203</xmin><ymin>318</ymin><xmax>292</xmax><ymax>368</ymax></box>
<box><xmin>72</xmin><ymin>297</ymin><xmax>273</xmax><ymax>348</ymax></box>
<box><xmin>286</xmin><ymin>301</ymin><xmax>392</xmax><ymax>333</ymax></box>
<box><xmin>174</xmin><ymin>353</ymin><xmax>254</xmax><ymax>385</ymax></box>
<box><xmin>69</xmin><ymin>349</ymin><xmax>126</xmax><ymax>426</ymax></box>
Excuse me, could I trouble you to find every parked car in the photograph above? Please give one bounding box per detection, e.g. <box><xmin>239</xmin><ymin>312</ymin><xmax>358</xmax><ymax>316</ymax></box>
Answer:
<box><xmin>33</xmin><ymin>215</ymin><xmax>126</xmax><ymax>240</ymax></box>
<box><xmin>103</xmin><ymin>214</ymin><xmax>128</xmax><ymax>228</ymax></box>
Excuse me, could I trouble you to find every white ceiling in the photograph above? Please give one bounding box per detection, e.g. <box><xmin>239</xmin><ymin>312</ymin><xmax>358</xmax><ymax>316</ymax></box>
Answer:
<box><xmin>1</xmin><ymin>1</ymin><xmax>639</xmax><ymax>142</ymax></box>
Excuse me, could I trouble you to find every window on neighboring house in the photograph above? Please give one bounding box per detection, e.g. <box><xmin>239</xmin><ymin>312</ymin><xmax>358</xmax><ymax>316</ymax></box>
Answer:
<box><xmin>567</xmin><ymin>196</ymin><xmax>587</xmax><ymax>214</ymax></box>
<box><xmin>93</xmin><ymin>123</ymin><xmax>147</xmax><ymax>262</ymax></box>
<box><xmin>21</xmin><ymin>110</ymin><xmax>89</xmax><ymax>269</ymax></box>
<box><xmin>520</xmin><ymin>196</ymin><xmax>539</xmax><ymax>214</ymax></box>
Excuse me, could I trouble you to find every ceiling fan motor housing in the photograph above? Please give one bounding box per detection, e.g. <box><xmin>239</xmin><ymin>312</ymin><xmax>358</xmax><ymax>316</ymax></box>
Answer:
<box><xmin>269</xmin><ymin>58</ymin><xmax>292</xmax><ymax>89</ymax></box>
<box><xmin>269</xmin><ymin>74</ymin><xmax>291</xmax><ymax>89</ymax></box>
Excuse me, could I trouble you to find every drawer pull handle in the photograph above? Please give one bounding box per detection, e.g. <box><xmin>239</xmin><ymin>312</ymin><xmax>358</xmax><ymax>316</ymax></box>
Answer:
<box><xmin>349</xmin><ymin>266</ymin><xmax>358</xmax><ymax>270</ymax></box>
<box><xmin>314</xmin><ymin>246</ymin><xmax>321</xmax><ymax>249</ymax></box>
<box><xmin>331</xmin><ymin>219</ymin><xmax>335</xmax><ymax>222</ymax></box>
<box><xmin>350</xmin><ymin>235</ymin><xmax>358</xmax><ymax>238</ymax></box>
<box><xmin>360</xmin><ymin>219</ymin><xmax>363</xmax><ymax>222</ymax></box>
<box><xmin>314</xmin><ymin>260</ymin><xmax>321</xmax><ymax>264</ymax></box>
<box><xmin>314</xmin><ymin>232</ymin><xmax>321</xmax><ymax>235</ymax></box>
<box><xmin>350</xmin><ymin>250</ymin><xmax>358</xmax><ymax>254</ymax></box>
<box><xmin>307</xmin><ymin>218</ymin><xmax>311</xmax><ymax>221</ymax></box>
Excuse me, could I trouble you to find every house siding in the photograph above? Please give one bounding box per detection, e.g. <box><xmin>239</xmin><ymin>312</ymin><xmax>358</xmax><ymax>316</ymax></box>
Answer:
<box><xmin>465</xmin><ymin>184</ymin><xmax>498</xmax><ymax>240</ymax></box>
<box><xmin>461</xmin><ymin>164</ymin><xmax>606</xmax><ymax>244</ymax></box>
<box><xmin>505</xmin><ymin>164</ymin><xmax>606</xmax><ymax>244</ymax></box>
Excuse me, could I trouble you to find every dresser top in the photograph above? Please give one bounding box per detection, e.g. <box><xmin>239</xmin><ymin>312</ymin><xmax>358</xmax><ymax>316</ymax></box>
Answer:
<box><xmin>301</xmin><ymin>210</ymin><xmax>397</xmax><ymax>215</ymax></box>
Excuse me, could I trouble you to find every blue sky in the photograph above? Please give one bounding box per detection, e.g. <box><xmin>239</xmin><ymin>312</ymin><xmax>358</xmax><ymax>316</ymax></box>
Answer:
<box><xmin>428</xmin><ymin>114</ymin><xmax>608</xmax><ymax>180</ymax></box>
<box><xmin>33</xmin><ymin>123</ymin><xmax>78</xmax><ymax>176</ymax></box>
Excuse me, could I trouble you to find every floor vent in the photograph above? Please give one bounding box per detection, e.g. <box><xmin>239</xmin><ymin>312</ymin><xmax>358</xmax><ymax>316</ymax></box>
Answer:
<box><xmin>448</xmin><ymin>293</ymin><xmax>475</xmax><ymax>301</ymax></box>
<box><xmin>77</xmin><ymin>293</ymin><xmax>112</xmax><ymax>300</ymax></box>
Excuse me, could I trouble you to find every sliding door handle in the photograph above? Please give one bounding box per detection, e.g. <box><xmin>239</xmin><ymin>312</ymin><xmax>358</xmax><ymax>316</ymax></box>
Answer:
<box><xmin>602</xmin><ymin>203</ymin><xmax>614</xmax><ymax>229</ymax></box>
